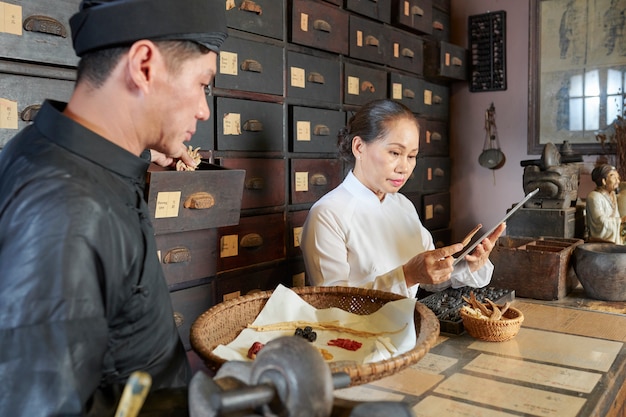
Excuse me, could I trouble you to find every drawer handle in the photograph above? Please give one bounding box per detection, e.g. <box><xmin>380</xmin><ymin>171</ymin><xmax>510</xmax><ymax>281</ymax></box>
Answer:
<box><xmin>434</xmin><ymin>168</ymin><xmax>445</xmax><ymax>177</ymax></box>
<box><xmin>403</xmin><ymin>89</ymin><xmax>415</xmax><ymax>99</ymax></box>
<box><xmin>241</xmin><ymin>59</ymin><xmax>263</xmax><ymax>73</ymax></box>
<box><xmin>183</xmin><ymin>192</ymin><xmax>215</xmax><ymax>209</ymax></box>
<box><xmin>433</xmin><ymin>21</ymin><xmax>445</xmax><ymax>31</ymax></box>
<box><xmin>314</xmin><ymin>124</ymin><xmax>330</xmax><ymax>136</ymax></box>
<box><xmin>452</xmin><ymin>57</ymin><xmax>463</xmax><ymax>67</ymax></box>
<box><xmin>240</xmin><ymin>233</ymin><xmax>263</xmax><ymax>248</ymax></box>
<box><xmin>173</xmin><ymin>312</ymin><xmax>184</xmax><ymax>328</ymax></box>
<box><xmin>412</xmin><ymin>6</ymin><xmax>424</xmax><ymax>17</ymax></box>
<box><xmin>365</xmin><ymin>35</ymin><xmax>379</xmax><ymax>47</ymax></box>
<box><xmin>401</xmin><ymin>48</ymin><xmax>414</xmax><ymax>58</ymax></box>
<box><xmin>434</xmin><ymin>204</ymin><xmax>445</xmax><ymax>214</ymax></box>
<box><xmin>243</xmin><ymin>119</ymin><xmax>264</xmax><ymax>132</ymax></box>
<box><xmin>361</xmin><ymin>81</ymin><xmax>375</xmax><ymax>93</ymax></box>
<box><xmin>433</xmin><ymin>95</ymin><xmax>442</xmax><ymax>105</ymax></box>
<box><xmin>163</xmin><ymin>247</ymin><xmax>191</xmax><ymax>264</ymax></box>
<box><xmin>308</xmin><ymin>72</ymin><xmax>325</xmax><ymax>84</ymax></box>
<box><xmin>240</xmin><ymin>0</ymin><xmax>263</xmax><ymax>14</ymax></box>
<box><xmin>431</xmin><ymin>132</ymin><xmax>442</xmax><ymax>141</ymax></box>
<box><xmin>23</xmin><ymin>15</ymin><xmax>67</xmax><ymax>38</ymax></box>
<box><xmin>245</xmin><ymin>177</ymin><xmax>265</xmax><ymax>190</ymax></box>
<box><xmin>21</xmin><ymin>104</ymin><xmax>41</xmax><ymax>122</ymax></box>
<box><xmin>313</xmin><ymin>19</ymin><xmax>332</xmax><ymax>33</ymax></box>
<box><xmin>311</xmin><ymin>173</ymin><xmax>328</xmax><ymax>186</ymax></box>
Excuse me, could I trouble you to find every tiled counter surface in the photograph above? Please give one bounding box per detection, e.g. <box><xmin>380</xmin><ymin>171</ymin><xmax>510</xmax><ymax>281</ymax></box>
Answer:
<box><xmin>334</xmin><ymin>300</ymin><xmax>626</xmax><ymax>417</ymax></box>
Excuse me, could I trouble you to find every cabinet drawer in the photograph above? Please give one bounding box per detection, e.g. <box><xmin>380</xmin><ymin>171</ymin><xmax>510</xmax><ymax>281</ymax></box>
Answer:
<box><xmin>170</xmin><ymin>282</ymin><xmax>216</xmax><ymax>350</ymax></box>
<box><xmin>387</xmin><ymin>27</ymin><xmax>423</xmax><ymax>75</ymax></box>
<box><xmin>349</xmin><ymin>15</ymin><xmax>389</xmax><ymax>65</ymax></box>
<box><xmin>290</xmin><ymin>158</ymin><xmax>343</xmax><ymax>205</ymax></box>
<box><xmin>216</xmin><ymin>98</ymin><xmax>284</xmax><ymax>151</ymax></box>
<box><xmin>417</xmin><ymin>81</ymin><xmax>449</xmax><ymax>120</ymax></box>
<box><xmin>225</xmin><ymin>0</ymin><xmax>284</xmax><ymax>40</ymax></box>
<box><xmin>391</xmin><ymin>0</ymin><xmax>432</xmax><ymax>35</ymax></box>
<box><xmin>145</xmin><ymin>164</ymin><xmax>245</xmax><ymax>234</ymax></box>
<box><xmin>346</xmin><ymin>0</ymin><xmax>391</xmax><ymax>23</ymax></box>
<box><xmin>389</xmin><ymin>72</ymin><xmax>425</xmax><ymax>114</ymax></box>
<box><xmin>287</xmin><ymin>210</ymin><xmax>309</xmax><ymax>258</ymax></box>
<box><xmin>418</xmin><ymin>118</ymin><xmax>449</xmax><ymax>157</ymax></box>
<box><xmin>424</xmin><ymin>40</ymin><xmax>467</xmax><ymax>81</ymax></box>
<box><xmin>431</xmin><ymin>8</ymin><xmax>450</xmax><ymax>42</ymax></box>
<box><xmin>403</xmin><ymin>191</ymin><xmax>450</xmax><ymax>230</ymax></box>
<box><xmin>220</xmin><ymin>158</ymin><xmax>286</xmax><ymax>209</ymax></box>
<box><xmin>403</xmin><ymin>157</ymin><xmax>450</xmax><ymax>192</ymax></box>
<box><xmin>290</xmin><ymin>106</ymin><xmax>345</xmax><ymax>153</ymax></box>
<box><xmin>0</xmin><ymin>0</ymin><xmax>80</xmax><ymax>67</ymax></box>
<box><xmin>291</xmin><ymin>0</ymin><xmax>349</xmax><ymax>55</ymax></box>
<box><xmin>0</xmin><ymin>72</ymin><xmax>74</xmax><ymax>148</ymax></box>
<box><xmin>216</xmin><ymin>36</ymin><xmax>283</xmax><ymax>96</ymax></box>
<box><xmin>215</xmin><ymin>264</ymin><xmax>291</xmax><ymax>303</ymax></box>
<box><xmin>157</xmin><ymin>229</ymin><xmax>218</xmax><ymax>287</ymax></box>
<box><xmin>431</xmin><ymin>0</ymin><xmax>450</xmax><ymax>13</ymax></box>
<box><xmin>344</xmin><ymin>63</ymin><xmax>388</xmax><ymax>106</ymax></box>
<box><xmin>430</xmin><ymin>227</ymin><xmax>451</xmax><ymax>248</ymax></box>
<box><xmin>287</xmin><ymin>51</ymin><xmax>341</xmax><ymax>104</ymax></box>
<box><xmin>217</xmin><ymin>213</ymin><xmax>286</xmax><ymax>272</ymax></box>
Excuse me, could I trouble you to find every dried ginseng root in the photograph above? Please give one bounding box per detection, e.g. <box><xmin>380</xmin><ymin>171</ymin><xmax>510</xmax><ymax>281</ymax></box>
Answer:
<box><xmin>461</xmin><ymin>292</ymin><xmax>510</xmax><ymax>321</ymax></box>
<box><xmin>176</xmin><ymin>146</ymin><xmax>202</xmax><ymax>171</ymax></box>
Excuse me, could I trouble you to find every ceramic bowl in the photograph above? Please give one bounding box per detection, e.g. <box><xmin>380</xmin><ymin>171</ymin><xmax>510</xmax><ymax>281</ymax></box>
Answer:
<box><xmin>573</xmin><ymin>243</ymin><xmax>626</xmax><ymax>301</ymax></box>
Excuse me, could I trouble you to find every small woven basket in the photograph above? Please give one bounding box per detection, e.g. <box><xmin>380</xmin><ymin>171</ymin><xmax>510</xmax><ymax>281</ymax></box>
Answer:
<box><xmin>190</xmin><ymin>286</ymin><xmax>440</xmax><ymax>386</ymax></box>
<box><xmin>460</xmin><ymin>306</ymin><xmax>524</xmax><ymax>342</ymax></box>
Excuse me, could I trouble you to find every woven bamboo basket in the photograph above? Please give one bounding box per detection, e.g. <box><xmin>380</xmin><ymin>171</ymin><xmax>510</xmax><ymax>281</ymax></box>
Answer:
<box><xmin>190</xmin><ymin>286</ymin><xmax>440</xmax><ymax>386</ymax></box>
<box><xmin>460</xmin><ymin>306</ymin><xmax>524</xmax><ymax>342</ymax></box>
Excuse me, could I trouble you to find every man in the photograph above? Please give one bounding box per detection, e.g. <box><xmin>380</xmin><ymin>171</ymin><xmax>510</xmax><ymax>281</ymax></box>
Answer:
<box><xmin>0</xmin><ymin>0</ymin><xmax>227</xmax><ymax>415</ymax></box>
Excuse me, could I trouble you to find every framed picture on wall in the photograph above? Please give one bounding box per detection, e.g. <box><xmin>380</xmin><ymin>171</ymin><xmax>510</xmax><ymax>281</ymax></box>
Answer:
<box><xmin>528</xmin><ymin>0</ymin><xmax>626</xmax><ymax>155</ymax></box>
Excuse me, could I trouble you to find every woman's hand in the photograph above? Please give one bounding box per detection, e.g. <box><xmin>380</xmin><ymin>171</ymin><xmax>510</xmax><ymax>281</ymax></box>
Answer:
<box><xmin>403</xmin><ymin>243</ymin><xmax>463</xmax><ymax>287</ymax></box>
<box><xmin>464</xmin><ymin>222</ymin><xmax>506</xmax><ymax>272</ymax></box>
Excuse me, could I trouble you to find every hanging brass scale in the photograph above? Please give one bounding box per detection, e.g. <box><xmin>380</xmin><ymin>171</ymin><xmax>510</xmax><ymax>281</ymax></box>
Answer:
<box><xmin>478</xmin><ymin>102</ymin><xmax>505</xmax><ymax>170</ymax></box>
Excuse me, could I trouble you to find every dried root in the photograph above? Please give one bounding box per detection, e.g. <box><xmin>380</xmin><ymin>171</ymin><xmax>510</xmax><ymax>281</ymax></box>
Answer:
<box><xmin>176</xmin><ymin>146</ymin><xmax>202</xmax><ymax>171</ymax></box>
<box><xmin>461</xmin><ymin>291</ymin><xmax>511</xmax><ymax>321</ymax></box>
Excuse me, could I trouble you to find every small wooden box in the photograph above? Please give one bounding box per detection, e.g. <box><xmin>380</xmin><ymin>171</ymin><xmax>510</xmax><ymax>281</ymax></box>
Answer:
<box><xmin>506</xmin><ymin>207</ymin><xmax>578</xmax><ymax>239</ymax></box>
<box><xmin>219</xmin><ymin>158</ymin><xmax>286</xmax><ymax>210</ymax></box>
<box><xmin>291</xmin><ymin>0</ymin><xmax>349</xmax><ymax>55</ymax></box>
<box><xmin>344</xmin><ymin>62</ymin><xmax>388</xmax><ymax>106</ymax></box>
<box><xmin>290</xmin><ymin>158</ymin><xmax>343</xmax><ymax>204</ymax></box>
<box><xmin>287</xmin><ymin>51</ymin><xmax>341</xmax><ymax>105</ymax></box>
<box><xmin>290</xmin><ymin>106</ymin><xmax>346</xmax><ymax>153</ymax></box>
<box><xmin>490</xmin><ymin>236</ymin><xmax>583</xmax><ymax>300</ymax></box>
<box><xmin>349</xmin><ymin>15</ymin><xmax>389</xmax><ymax>65</ymax></box>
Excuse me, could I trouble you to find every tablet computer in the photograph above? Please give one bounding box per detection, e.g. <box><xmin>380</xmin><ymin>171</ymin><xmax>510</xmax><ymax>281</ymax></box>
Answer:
<box><xmin>452</xmin><ymin>188</ymin><xmax>540</xmax><ymax>266</ymax></box>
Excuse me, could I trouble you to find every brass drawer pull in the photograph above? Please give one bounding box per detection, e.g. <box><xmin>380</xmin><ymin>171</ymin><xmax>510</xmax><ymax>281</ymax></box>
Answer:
<box><xmin>245</xmin><ymin>177</ymin><xmax>265</xmax><ymax>190</ymax></box>
<box><xmin>308</xmin><ymin>72</ymin><xmax>325</xmax><ymax>84</ymax></box>
<box><xmin>434</xmin><ymin>168</ymin><xmax>445</xmax><ymax>177</ymax></box>
<box><xmin>452</xmin><ymin>57</ymin><xmax>463</xmax><ymax>67</ymax></box>
<box><xmin>361</xmin><ymin>81</ymin><xmax>375</xmax><ymax>93</ymax></box>
<box><xmin>313</xmin><ymin>19</ymin><xmax>331</xmax><ymax>33</ymax></box>
<box><xmin>434</xmin><ymin>204</ymin><xmax>445</xmax><ymax>214</ymax></box>
<box><xmin>241</xmin><ymin>59</ymin><xmax>263</xmax><ymax>73</ymax></box>
<box><xmin>401</xmin><ymin>48</ymin><xmax>414</xmax><ymax>58</ymax></box>
<box><xmin>21</xmin><ymin>104</ymin><xmax>41</xmax><ymax>122</ymax></box>
<box><xmin>314</xmin><ymin>124</ymin><xmax>330</xmax><ymax>136</ymax></box>
<box><xmin>23</xmin><ymin>15</ymin><xmax>67</xmax><ymax>38</ymax></box>
<box><xmin>243</xmin><ymin>119</ymin><xmax>264</xmax><ymax>132</ymax></box>
<box><xmin>311</xmin><ymin>173</ymin><xmax>328</xmax><ymax>186</ymax></box>
<box><xmin>433</xmin><ymin>95</ymin><xmax>442</xmax><ymax>104</ymax></box>
<box><xmin>240</xmin><ymin>233</ymin><xmax>263</xmax><ymax>248</ymax></box>
<box><xmin>365</xmin><ymin>35</ymin><xmax>379</xmax><ymax>47</ymax></box>
<box><xmin>173</xmin><ymin>312</ymin><xmax>184</xmax><ymax>327</ymax></box>
<box><xmin>163</xmin><ymin>247</ymin><xmax>191</xmax><ymax>264</ymax></box>
<box><xmin>433</xmin><ymin>21</ymin><xmax>445</xmax><ymax>31</ymax></box>
<box><xmin>403</xmin><ymin>89</ymin><xmax>415</xmax><ymax>99</ymax></box>
<box><xmin>431</xmin><ymin>132</ymin><xmax>442</xmax><ymax>141</ymax></box>
<box><xmin>240</xmin><ymin>0</ymin><xmax>262</xmax><ymax>14</ymax></box>
<box><xmin>412</xmin><ymin>6</ymin><xmax>424</xmax><ymax>17</ymax></box>
<box><xmin>184</xmin><ymin>192</ymin><xmax>215</xmax><ymax>209</ymax></box>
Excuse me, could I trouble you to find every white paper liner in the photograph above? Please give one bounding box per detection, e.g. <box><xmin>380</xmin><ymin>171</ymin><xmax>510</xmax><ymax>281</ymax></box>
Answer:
<box><xmin>212</xmin><ymin>285</ymin><xmax>417</xmax><ymax>364</ymax></box>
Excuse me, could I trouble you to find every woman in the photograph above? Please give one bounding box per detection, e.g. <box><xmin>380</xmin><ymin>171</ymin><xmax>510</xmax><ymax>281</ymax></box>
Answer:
<box><xmin>301</xmin><ymin>99</ymin><xmax>505</xmax><ymax>298</ymax></box>
<box><xmin>586</xmin><ymin>164</ymin><xmax>624</xmax><ymax>244</ymax></box>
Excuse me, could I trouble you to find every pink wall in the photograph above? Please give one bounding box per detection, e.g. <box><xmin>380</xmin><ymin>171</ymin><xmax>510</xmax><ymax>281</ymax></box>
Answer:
<box><xmin>449</xmin><ymin>0</ymin><xmax>596</xmax><ymax>241</ymax></box>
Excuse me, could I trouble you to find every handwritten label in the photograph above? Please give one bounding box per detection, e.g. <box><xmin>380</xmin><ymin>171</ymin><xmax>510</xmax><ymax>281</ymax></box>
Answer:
<box><xmin>427</xmin><ymin>167</ymin><xmax>432</xmax><ymax>181</ymax></box>
<box><xmin>300</xmin><ymin>13</ymin><xmax>309</xmax><ymax>32</ymax></box>
<box><xmin>223</xmin><ymin>113</ymin><xmax>242</xmax><ymax>135</ymax></box>
<box><xmin>296</xmin><ymin>121</ymin><xmax>311</xmax><ymax>142</ymax></box>
<box><xmin>424</xmin><ymin>89</ymin><xmax>433</xmax><ymax>105</ymax></box>
<box><xmin>220</xmin><ymin>235</ymin><xmax>239</xmax><ymax>258</ymax></box>
<box><xmin>445</xmin><ymin>52</ymin><xmax>451</xmax><ymax>67</ymax></box>
<box><xmin>0</xmin><ymin>2</ymin><xmax>22</xmax><ymax>36</ymax></box>
<box><xmin>154</xmin><ymin>191</ymin><xmax>181</xmax><ymax>218</ymax></box>
<box><xmin>394</xmin><ymin>42</ymin><xmax>400</xmax><ymax>58</ymax></box>
<box><xmin>295</xmin><ymin>172</ymin><xmax>309</xmax><ymax>192</ymax></box>
<box><xmin>403</xmin><ymin>1</ymin><xmax>410</xmax><ymax>16</ymax></box>
<box><xmin>347</xmin><ymin>76</ymin><xmax>360</xmax><ymax>96</ymax></box>
<box><xmin>290</xmin><ymin>66</ymin><xmax>306</xmax><ymax>88</ymax></box>
<box><xmin>0</xmin><ymin>98</ymin><xmax>18</xmax><ymax>129</ymax></box>
<box><xmin>426</xmin><ymin>130</ymin><xmax>432</xmax><ymax>144</ymax></box>
<box><xmin>293</xmin><ymin>226</ymin><xmax>303</xmax><ymax>247</ymax></box>
<box><xmin>392</xmin><ymin>83</ymin><xmax>402</xmax><ymax>100</ymax></box>
<box><xmin>220</xmin><ymin>51</ymin><xmax>238</xmax><ymax>76</ymax></box>
<box><xmin>356</xmin><ymin>30</ymin><xmax>363</xmax><ymax>47</ymax></box>
<box><xmin>425</xmin><ymin>204</ymin><xmax>433</xmax><ymax>220</ymax></box>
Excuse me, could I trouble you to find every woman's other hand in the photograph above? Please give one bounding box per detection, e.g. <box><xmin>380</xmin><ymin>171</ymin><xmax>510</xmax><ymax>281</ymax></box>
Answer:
<box><xmin>464</xmin><ymin>222</ymin><xmax>506</xmax><ymax>272</ymax></box>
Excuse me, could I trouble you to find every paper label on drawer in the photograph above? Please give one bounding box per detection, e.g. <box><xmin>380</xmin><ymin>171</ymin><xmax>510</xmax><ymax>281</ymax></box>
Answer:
<box><xmin>426</xmin><ymin>130</ymin><xmax>431</xmax><ymax>143</ymax></box>
<box><xmin>425</xmin><ymin>204</ymin><xmax>433</xmax><ymax>220</ymax></box>
<box><xmin>427</xmin><ymin>167</ymin><xmax>432</xmax><ymax>181</ymax></box>
<box><xmin>295</xmin><ymin>172</ymin><xmax>309</xmax><ymax>192</ymax></box>
<box><xmin>219</xmin><ymin>51</ymin><xmax>238</xmax><ymax>76</ymax></box>
<box><xmin>393</xmin><ymin>42</ymin><xmax>400</xmax><ymax>58</ymax></box>
<box><xmin>293</xmin><ymin>226</ymin><xmax>303</xmax><ymax>247</ymax></box>
<box><xmin>220</xmin><ymin>235</ymin><xmax>239</xmax><ymax>258</ymax></box>
<box><xmin>225</xmin><ymin>0</ymin><xmax>236</xmax><ymax>10</ymax></box>
<box><xmin>223</xmin><ymin>113</ymin><xmax>242</xmax><ymax>135</ymax></box>
<box><xmin>356</xmin><ymin>30</ymin><xmax>363</xmax><ymax>47</ymax></box>
<box><xmin>155</xmin><ymin>191</ymin><xmax>181</xmax><ymax>218</ymax></box>
<box><xmin>296</xmin><ymin>121</ymin><xmax>311</xmax><ymax>141</ymax></box>
<box><xmin>445</xmin><ymin>52</ymin><xmax>451</xmax><ymax>67</ymax></box>
<box><xmin>0</xmin><ymin>98</ymin><xmax>18</xmax><ymax>129</ymax></box>
<box><xmin>347</xmin><ymin>76</ymin><xmax>360</xmax><ymax>96</ymax></box>
<box><xmin>290</xmin><ymin>66</ymin><xmax>306</xmax><ymax>89</ymax></box>
<box><xmin>300</xmin><ymin>13</ymin><xmax>309</xmax><ymax>32</ymax></box>
<box><xmin>392</xmin><ymin>83</ymin><xmax>402</xmax><ymax>100</ymax></box>
<box><xmin>0</xmin><ymin>2</ymin><xmax>22</xmax><ymax>36</ymax></box>
<box><xmin>424</xmin><ymin>89</ymin><xmax>433</xmax><ymax>105</ymax></box>
<box><xmin>403</xmin><ymin>1</ymin><xmax>410</xmax><ymax>16</ymax></box>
